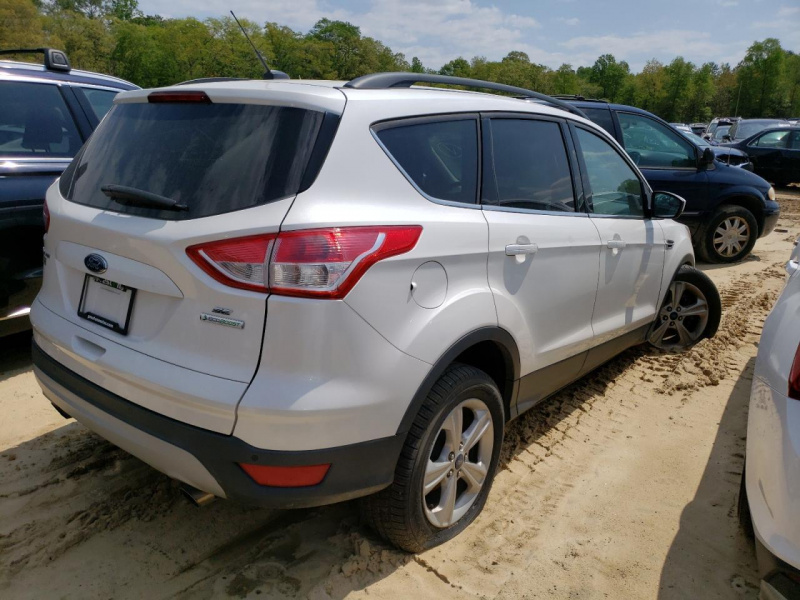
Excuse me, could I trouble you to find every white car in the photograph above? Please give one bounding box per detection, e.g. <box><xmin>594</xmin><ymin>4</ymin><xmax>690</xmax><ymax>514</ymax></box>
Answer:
<box><xmin>741</xmin><ymin>238</ymin><xmax>800</xmax><ymax>599</ymax></box>
<box><xmin>31</xmin><ymin>72</ymin><xmax>721</xmax><ymax>552</ymax></box>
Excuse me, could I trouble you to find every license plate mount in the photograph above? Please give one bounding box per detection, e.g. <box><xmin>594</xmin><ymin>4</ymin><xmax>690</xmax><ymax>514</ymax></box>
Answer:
<box><xmin>77</xmin><ymin>275</ymin><xmax>136</xmax><ymax>335</ymax></box>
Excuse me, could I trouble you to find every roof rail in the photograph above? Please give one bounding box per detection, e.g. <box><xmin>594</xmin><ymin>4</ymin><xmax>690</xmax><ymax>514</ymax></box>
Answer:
<box><xmin>0</xmin><ymin>48</ymin><xmax>70</xmax><ymax>72</ymax></box>
<box><xmin>345</xmin><ymin>72</ymin><xmax>587</xmax><ymax>118</ymax></box>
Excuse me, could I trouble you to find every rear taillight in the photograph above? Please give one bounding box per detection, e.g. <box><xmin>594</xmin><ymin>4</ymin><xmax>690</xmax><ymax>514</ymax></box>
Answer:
<box><xmin>790</xmin><ymin>342</ymin><xmax>800</xmax><ymax>401</ymax></box>
<box><xmin>270</xmin><ymin>226</ymin><xmax>422</xmax><ymax>298</ymax></box>
<box><xmin>43</xmin><ymin>200</ymin><xmax>50</xmax><ymax>234</ymax></box>
<box><xmin>186</xmin><ymin>233</ymin><xmax>276</xmax><ymax>292</ymax></box>
<box><xmin>187</xmin><ymin>226</ymin><xmax>422</xmax><ymax>299</ymax></box>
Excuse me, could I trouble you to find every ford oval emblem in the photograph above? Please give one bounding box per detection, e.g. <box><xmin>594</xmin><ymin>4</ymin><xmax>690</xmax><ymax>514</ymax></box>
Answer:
<box><xmin>84</xmin><ymin>253</ymin><xmax>108</xmax><ymax>274</ymax></box>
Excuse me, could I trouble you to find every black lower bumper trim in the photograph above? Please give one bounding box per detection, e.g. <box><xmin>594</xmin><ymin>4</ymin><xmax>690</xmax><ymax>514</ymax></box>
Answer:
<box><xmin>756</xmin><ymin>536</ymin><xmax>800</xmax><ymax>600</ymax></box>
<box><xmin>32</xmin><ymin>341</ymin><xmax>404</xmax><ymax>508</ymax></box>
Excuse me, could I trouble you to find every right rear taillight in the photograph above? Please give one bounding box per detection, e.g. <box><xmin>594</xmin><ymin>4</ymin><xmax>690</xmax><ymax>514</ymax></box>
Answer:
<box><xmin>187</xmin><ymin>226</ymin><xmax>422</xmax><ymax>299</ymax></box>
<box><xmin>43</xmin><ymin>200</ymin><xmax>50</xmax><ymax>234</ymax></box>
<box><xmin>186</xmin><ymin>233</ymin><xmax>276</xmax><ymax>292</ymax></box>
<box><xmin>790</xmin><ymin>341</ymin><xmax>800</xmax><ymax>401</ymax></box>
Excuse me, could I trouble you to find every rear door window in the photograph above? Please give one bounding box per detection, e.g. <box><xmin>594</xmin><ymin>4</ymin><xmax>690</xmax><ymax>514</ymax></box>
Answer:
<box><xmin>62</xmin><ymin>102</ymin><xmax>327</xmax><ymax>220</ymax></box>
<box><xmin>77</xmin><ymin>88</ymin><xmax>119</xmax><ymax>120</ymax></box>
<box><xmin>581</xmin><ymin>107</ymin><xmax>616</xmax><ymax>137</ymax></box>
<box><xmin>483</xmin><ymin>118</ymin><xmax>576</xmax><ymax>212</ymax></box>
<box><xmin>374</xmin><ymin>118</ymin><xmax>479</xmax><ymax>204</ymax></box>
<box><xmin>0</xmin><ymin>81</ymin><xmax>82</xmax><ymax>157</ymax></box>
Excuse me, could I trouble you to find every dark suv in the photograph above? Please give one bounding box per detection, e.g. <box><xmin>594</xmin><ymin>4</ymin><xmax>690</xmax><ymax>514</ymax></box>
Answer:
<box><xmin>0</xmin><ymin>48</ymin><xmax>137</xmax><ymax>336</ymax></box>
<box><xmin>562</xmin><ymin>98</ymin><xmax>780</xmax><ymax>264</ymax></box>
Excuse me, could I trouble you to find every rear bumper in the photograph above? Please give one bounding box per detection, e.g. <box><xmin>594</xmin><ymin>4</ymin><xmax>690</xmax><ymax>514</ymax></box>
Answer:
<box><xmin>33</xmin><ymin>341</ymin><xmax>403</xmax><ymax>509</ymax></box>
<box><xmin>756</xmin><ymin>537</ymin><xmax>800</xmax><ymax>600</ymax></box>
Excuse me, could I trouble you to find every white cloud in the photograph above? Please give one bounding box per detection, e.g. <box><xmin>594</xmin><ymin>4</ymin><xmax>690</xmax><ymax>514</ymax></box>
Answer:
<box><xmin>560</xmin><ymin>29</ymin><xmax>750</xmax><ymax>70</ymax></box>
<box><xmin>556</xmin><ymin>17</ymin><xmax>580</xmax><ymax>26</ymax></box>
<box><xmin>716</xmin><ymin>0</ymin><xmax>738</xmax><ymax>6</ymax></box>
<box><xmin>751</xmin><ymin>5</ymin><xmax>800</xmax><ymax>48</ymax></box>
<box><xmin>138</xmin><ymin>0</ymin><xmax>551</xmax><ymax>68</ymax></box>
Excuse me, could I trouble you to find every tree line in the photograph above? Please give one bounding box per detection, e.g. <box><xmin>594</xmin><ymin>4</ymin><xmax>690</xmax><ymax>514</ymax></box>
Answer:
<box><xmin>3</xmin><ymin>0</ymin><xmax>799</xmax><ymax>121</ymax></box>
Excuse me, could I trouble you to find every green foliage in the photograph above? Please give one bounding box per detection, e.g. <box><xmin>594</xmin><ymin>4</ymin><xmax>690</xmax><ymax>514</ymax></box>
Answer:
<box><xmin>2</xmin><ymin>0</ymin><xmax>798</xmax><ymax>120</ymax></box>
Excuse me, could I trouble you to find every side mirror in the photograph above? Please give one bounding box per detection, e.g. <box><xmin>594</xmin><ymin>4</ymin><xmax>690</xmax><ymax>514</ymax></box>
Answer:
<box><xmin>701</xmin><ymin>147</ymin><xmax>715</xmax><ymax>165</ymax></box>
<box><xmin>652</xmin><ymin>191</ymin><xmax>686</xmax><ymax>219</ymax></box>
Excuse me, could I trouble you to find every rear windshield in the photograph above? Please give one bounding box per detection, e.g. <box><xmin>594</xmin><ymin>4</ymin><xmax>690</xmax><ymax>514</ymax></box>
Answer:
<box><xmin>61</xmin><ymin>102</ymin><xmax>326</xmax><ymax>220</ymax></box>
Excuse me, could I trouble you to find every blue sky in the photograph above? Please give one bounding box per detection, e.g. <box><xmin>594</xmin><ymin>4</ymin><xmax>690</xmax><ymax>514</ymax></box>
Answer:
<box><xmin>137</xmin><ymin>0</ymin><xmax>800</xmax><ymax>71</ymax></box>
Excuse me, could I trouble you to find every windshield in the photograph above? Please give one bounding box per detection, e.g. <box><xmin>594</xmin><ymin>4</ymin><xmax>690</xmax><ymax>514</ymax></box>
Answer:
<box><xmin>734</xmin><ymin>120</ymin><xmax>787</xmax><ymax>140</ymax></box>
<box><xmin>61</xmin><ymin>101</ymin><xmax>326</xmax><ymax>221</ymax></box>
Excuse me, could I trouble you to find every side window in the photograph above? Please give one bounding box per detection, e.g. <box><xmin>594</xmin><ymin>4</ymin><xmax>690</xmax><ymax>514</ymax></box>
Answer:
<box><xmin>575</xmin><ymin>127</ymin><xmax>644</xmax><ymax>217</ymax></box>
<box><xmin>0</xmin><ymin>81</ymin><xmax>82</xmax><ymax>157</ymax></box>
<box><xmin>78</xmin><ymin>88</ymin><xmax>118</xmax><ymax>120</ymax></box>
<box><xmin>581</xmin><ymin>107</ymin><xmax>616</xmax><ymax>137</ymax></box>
<box><xmin>484</xmin><ymin>118</ymin><xmax>575</xmax><ymax>212</ymax></box>
<box><xmin>375</xmin><ymin>119</ymin><xmax>478</xmax><ymax>204</ymax></box>
<box><xmin>751</xmin><ymin>130</ymin><xmax>789</xmax><ymax>148</ymax></box>
<box><xmin>789</xmin><ymin>131</ymin><xmax>800</xmax><ymax>150</ymax></box>
<box><xmin>617</xmin><ymin>112</ymin><xmax>697</xmax><ymax>169</ymax></box>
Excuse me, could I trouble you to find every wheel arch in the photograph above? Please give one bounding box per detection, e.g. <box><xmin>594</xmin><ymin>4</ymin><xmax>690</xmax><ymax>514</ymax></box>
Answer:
<box><xmin>716</xmin><ymin>194</ymin><xmax>766</xmax><ymax>235</ymax></box>
<box><xmin>395</xmin><ymin>327</ymin><xmax>520</xmax><ymax>435</ymax></box>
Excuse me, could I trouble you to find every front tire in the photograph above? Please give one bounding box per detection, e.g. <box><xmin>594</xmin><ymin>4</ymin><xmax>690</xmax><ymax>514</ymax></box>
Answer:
<box><xmin>699</xmin><ymin>205</ymin><xmax>758</xmax><ymax>263</ymax></box>
<box><xmin>648</xmin><ymin>265</ymin><xmax>721</xmax><ymax>351</ymax></box>
<box><xmin>361</xmin><ymin>364</ymin><xmax>504</xmax><ymax>552</ymax></box>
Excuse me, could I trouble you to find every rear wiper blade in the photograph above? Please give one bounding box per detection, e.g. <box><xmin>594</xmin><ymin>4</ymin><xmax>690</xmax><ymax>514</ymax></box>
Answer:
<box><xmin>101</xmin><ymin>184</ymin><xmax>188</xmax><ymax>211</ymax></box>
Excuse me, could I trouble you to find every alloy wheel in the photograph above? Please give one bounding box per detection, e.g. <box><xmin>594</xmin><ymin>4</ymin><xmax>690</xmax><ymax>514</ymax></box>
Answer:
<box><xmin>713</xmin><ymin>216</ymin><xmax>750</xmax><ymax>258</ymax></box>
<box><xmin>648</xmin><ymin>280</ymin><xmax>710</xmax><ymax>351</ymax></box>
<box><xmin>423</xmin><ymin>398</ymin><xmax>494</xmax><ymax>528</ymax></box>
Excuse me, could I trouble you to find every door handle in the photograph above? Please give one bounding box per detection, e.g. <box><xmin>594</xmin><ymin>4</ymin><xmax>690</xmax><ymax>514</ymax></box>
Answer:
<box><xmin>606</xmin><ymin>239</ymin><xmax>627</xmax><ymax>249</ymax></box>
<box><xmin>505</xmin><ymin>243</ymin><xmax>538</xmax><ymax>256</ymax></box>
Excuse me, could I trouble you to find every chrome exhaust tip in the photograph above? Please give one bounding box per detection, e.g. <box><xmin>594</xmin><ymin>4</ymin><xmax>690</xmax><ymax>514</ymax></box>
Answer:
<box><xmin>180</xmin><ymin>483</ymin><xmax>216</xmax><ymax>507</ymax></box>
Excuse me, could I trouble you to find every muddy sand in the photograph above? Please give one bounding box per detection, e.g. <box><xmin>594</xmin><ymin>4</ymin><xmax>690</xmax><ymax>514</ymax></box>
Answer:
<box><xmin>2</xmin><ymin>188</ymin><xmax>799</xmax><ymax>599</ymax></box>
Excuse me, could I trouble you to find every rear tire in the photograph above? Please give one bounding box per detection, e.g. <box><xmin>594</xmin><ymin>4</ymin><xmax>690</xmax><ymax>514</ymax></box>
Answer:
<box><xmin>648</xmin><ymin>265</ymin><xmax>721</xmax><ymax>351</ymax></box>
<box><xmin>361</xmin><ymin>363</ymin><xmax>504</xmax><ymax>552</ymax></box>
<box><xmin>699</xmin><ymin>205</ymin><xmax>758</xmax><ymax>264</ymax></box>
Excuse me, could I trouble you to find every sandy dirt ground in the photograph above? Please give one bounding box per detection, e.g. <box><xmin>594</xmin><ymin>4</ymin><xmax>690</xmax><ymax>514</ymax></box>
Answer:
<box><xmin>2</xmin><ymin>188</ymin><xmax>800</xmax><ymax>600</ymax></box>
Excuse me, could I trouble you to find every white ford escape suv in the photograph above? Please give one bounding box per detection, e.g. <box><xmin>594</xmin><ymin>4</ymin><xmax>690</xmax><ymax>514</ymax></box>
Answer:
<box><xmin>31</xmin><ymin>72</ymin><xmax>721</xmax><ymax>552</ymax></box>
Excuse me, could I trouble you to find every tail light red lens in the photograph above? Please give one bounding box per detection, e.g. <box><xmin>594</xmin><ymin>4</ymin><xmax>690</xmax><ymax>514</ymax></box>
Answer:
<box><xmin>239</xmin><ymin>463</ymin><xmax>330</xmax><ymax>487</ymax></box>
<box><xmin>43</xmin><ymin>200</ymin><xmax>50</xmax><ymax>234</ymax></box>
<box><xmin>186</xmin><ymin>233</ymin><xmax>276</xmax><ymax>292</ymax></box>
<box><xmin>790</xmin><ymin>341</ymin><xmax>800</xmax><ymax>401</ymax></box>
<box><xmin>270</xmin><ymin>226</ymin><xmax>422</xmax><ymax>298</ymax></box>
<box><xmin>187</xmin><ymin>226</ymin><xmax>421</xmax><ymax>299</ymax></box>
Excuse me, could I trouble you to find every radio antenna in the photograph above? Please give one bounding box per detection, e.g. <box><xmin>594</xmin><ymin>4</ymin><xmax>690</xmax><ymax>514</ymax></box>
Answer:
<box><xmin>230</xmin><ymin>11</ymin><xmax>273</xmax><ymax>80</ymax></box>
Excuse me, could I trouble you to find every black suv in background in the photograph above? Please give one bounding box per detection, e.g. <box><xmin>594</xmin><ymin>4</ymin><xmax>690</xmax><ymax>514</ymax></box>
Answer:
<box><xmin>0</xmin><ymin>48</ymin><xmax>138</xmax><ymax>336</ymax></box>
<box><xmin>560</xmin><ymin>98</ymin><xmax>780</xmax><ymax>264</ymax></box>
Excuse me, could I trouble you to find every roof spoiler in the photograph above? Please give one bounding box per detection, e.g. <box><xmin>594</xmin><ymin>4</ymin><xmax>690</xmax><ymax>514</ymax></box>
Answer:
<box><xmin>345</xmin><ymin>72</ymin><xmax>587</xmax><ymax>118</ymax></box>
<box><xmin>0</xmin><ymin>48</ymin><xmax>71</xmax><ymax>72</ymax></box>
